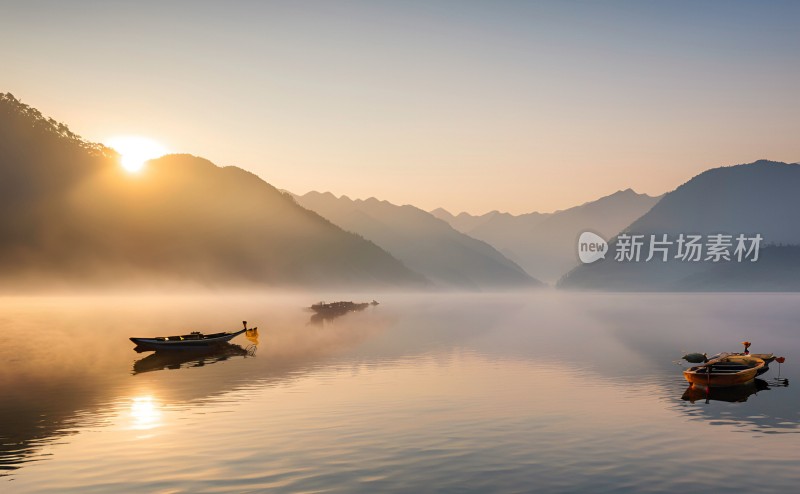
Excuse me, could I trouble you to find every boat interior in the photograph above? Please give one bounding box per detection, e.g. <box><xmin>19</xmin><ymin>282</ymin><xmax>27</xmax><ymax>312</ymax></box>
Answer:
<box><xmin>155</xmin><ymin>331</ymin><xmax>230</xmax><ymax>342</ymax></box>
<box><xmin>689</xmin><ymin>358</ymin><xmax>762</xmax><ymax>374</ymax></box>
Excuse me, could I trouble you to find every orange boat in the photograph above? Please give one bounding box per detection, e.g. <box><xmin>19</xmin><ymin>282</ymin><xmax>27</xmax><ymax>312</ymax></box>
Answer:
<box><xmin>683</xmin><ymin>354</ymin><xmax>765</xmax><ymax>388</ymax></box>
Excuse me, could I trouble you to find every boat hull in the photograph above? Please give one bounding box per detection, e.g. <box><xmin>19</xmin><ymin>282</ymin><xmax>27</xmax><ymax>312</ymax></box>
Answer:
<box><xmin>684</xmin><ymin>368</ymin><xmax>760</xmax><ymax>387</ymax></box>
<box><xmin>130</xmin><ymin>329</ymin><xmax>246</xmax><ymax>352</ymax></box>
<box><xmin>683</xmin><ymin>356</ymin><xmax>765</xmax><ymax>388</ymax></box>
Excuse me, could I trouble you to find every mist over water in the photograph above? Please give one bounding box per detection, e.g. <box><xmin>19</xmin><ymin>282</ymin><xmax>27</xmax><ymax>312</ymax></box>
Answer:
<box><xmin>1</xmin><ymin>292</ymin><xmax>798</xmax><ymax>493</ymax></box>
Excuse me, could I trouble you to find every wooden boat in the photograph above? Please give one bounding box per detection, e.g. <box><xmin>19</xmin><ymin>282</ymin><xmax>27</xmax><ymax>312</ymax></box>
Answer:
<box><xmin>310</xmin><ymin>301</ymin><xmax>370</xmax><ymax>314</ymax></box>
<box><xmin>683</xmin><ymin>354</ymin><xmax>765</xmax><ymax>388</ymax></box>
<box><xmin>130</xmin><ymin>321</ymin><xmax>254</xmax><ymax>352</ymax></box>
<box><xmin>685</xmin><ymin>342</ymin><xmax>776</xmax><ymax>376</ymax></box>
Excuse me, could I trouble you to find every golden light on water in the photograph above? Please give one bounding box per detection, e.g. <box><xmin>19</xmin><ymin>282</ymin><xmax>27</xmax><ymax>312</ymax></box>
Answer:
<box><xmin>130</xmin><ymin>395</ymin><xmax>162</xmax><ymax>430</ymax></box>
<box><xmin>106</xmin><ymin>136</ymin><xmax>167</xmax><ymax>173</ymax></box>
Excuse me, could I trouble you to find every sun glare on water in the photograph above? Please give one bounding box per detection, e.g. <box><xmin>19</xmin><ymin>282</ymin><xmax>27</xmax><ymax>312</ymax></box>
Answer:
<box><xmin>106</xmin><ymin>135</ymin><xmax>167</xmax><ymax>173</ymax></box>
<box><xmin>129</xmin><ymin>395</ymin><xmax>162</xmax><ymax>430</ymax></box>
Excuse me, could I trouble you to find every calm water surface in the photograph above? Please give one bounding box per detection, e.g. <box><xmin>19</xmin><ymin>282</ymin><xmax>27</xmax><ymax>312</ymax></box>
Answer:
<box><xmin>1</xmin><ymin>292</ymin><xmax>798</xmax><ymax>493</ymax></box>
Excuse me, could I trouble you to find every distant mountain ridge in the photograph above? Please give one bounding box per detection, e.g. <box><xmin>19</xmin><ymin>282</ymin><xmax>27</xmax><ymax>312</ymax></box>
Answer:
<box><xmin>5</xmin><ymin>94</ymin><xmax>795</xmax><ymax>292</ymax></box>
<box><xmin>296</xmin><ymin>192</ymin><xmax>541</xmax><ymax>290</ymax></box>
<box><xmin>560</xmin><ymin>160</ymin><xmax>800</xmax><ymax>291</ymax></box>
<box><xmin>433</xmin><ymin>189</ymin><xmax>660</xmax><ymax>283</ymax></box>
<box><xmin>0</xmin><ymin>92</ymin><xmax>426</xmax><ymax>289</ymax></box>
<box><xmin>430</xmin><ymin>208</ymin><xmax>550</xmax><ymax>236</ymax></box>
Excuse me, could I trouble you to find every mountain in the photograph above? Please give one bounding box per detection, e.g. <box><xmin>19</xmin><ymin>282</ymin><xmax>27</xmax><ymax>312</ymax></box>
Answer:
<box><xmin>0</xmin><ymin>93</ymin><xmax>427</xmax><ymax>289</ymax></box>
<box><xmin>433</xmin><ymin>189</ymin><xmax>660</xmax><ymax>283</ymax></box>
<box><xmin>559</xmin><ymin>160</ymin><xmax>800</xmax><ymax>291</ymax></box>
<box><xmin>429</xmin><ymin>208</ymin><xmax>550</xmax><ymax>234</ymax></box>
<box><xmin>296</xmin><ymin>192</ymin><xmax>541</xmax><ymax>290</ymax></box>
<box><xmin>678</xmin><ymin>246</ymin><xmax>800</xmax><ymax>291</ymax></box>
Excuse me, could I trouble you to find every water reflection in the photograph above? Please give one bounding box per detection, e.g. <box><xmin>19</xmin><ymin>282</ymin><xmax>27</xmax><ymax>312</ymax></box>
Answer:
<box><xmin>0</xmin><ymin>295</ymin><xmax>386</xmax><ymax>478</ymax></box>
<box><xmin>129</xmin><ymin>396</ymin><xmax>162</xmax><ymax>430</ymax></box>
<box><xmin>674</xmin><ymin>376</ymin><xmax>796</xmax><ymax>434</ymax></box>
<box><xmin>2</xmin><ymin>293</ymin><xmax>800</xmax><ymax>492</ymax></box>
<box><xmin>681</xmin><ymin>379</ymin><xmax>771</xmax><ymax>404</ymax></box>
<box><xmin>131</xmin><ymin>343</ymin><xmax>254</xmax><ymax>375</ymax></box>
<box><xmin>308</xmin><ymin>304</ymin><xmax>370</xmax><ymax>325</ymax></box>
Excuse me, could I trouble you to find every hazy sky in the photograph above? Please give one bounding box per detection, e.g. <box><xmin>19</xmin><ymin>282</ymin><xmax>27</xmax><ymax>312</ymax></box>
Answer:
<box><xmin>3</xmin><ymin>0</ymin><xmax>799</xmax><ymax>214</ymax></box>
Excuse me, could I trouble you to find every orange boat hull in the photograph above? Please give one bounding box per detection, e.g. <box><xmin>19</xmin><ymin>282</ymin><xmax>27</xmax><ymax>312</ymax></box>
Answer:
<box><xmin>683</xmin><ymin>356</ymin><xmax>765</xmax><ymax>388</ymax></box>
<box><xmin>684</xmin><ymin>368</ymin><xmax>759</xmax><ymax>387</ymax></box>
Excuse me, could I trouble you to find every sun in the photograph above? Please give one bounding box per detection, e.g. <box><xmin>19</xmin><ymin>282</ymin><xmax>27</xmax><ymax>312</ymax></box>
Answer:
<box><xmin>106</xmin><ymin>135</ymin><xmax>167</xmax><ymax>173</ymax></box>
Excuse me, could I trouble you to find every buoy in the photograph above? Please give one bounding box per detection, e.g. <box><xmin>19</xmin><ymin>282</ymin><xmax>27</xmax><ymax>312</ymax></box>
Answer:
<box><xmin>776</xmin><ymin>356</ymin><xmax>786</xmax><ymax>378</ymax></box>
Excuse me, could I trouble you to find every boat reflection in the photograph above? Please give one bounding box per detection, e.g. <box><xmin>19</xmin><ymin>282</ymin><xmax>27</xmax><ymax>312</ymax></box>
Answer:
<box><xmin>676</xmin><ymin>377</ymin><xmax>795</xmax><ymax>433</ymax></box>
<box><xmin>132</xmin><ymin>343</ymin><xmax>255</xmax><ymax>375</ymax></box>
<box><xmin>309</xmin><ymin>312</ymin><xmax>341</xmax><ymax>324</ymax></box>
<box><xmin>309</xmin><ymin>308</ymin><xmax>368</xmax><ymax>325</ymax></box>
<box><xmin>308</xmin><ymin>300</ymin><xmax>375</xmax><ymax>325</ymax></box>
<box><xmin>681</xmin><ymin>379</ymin><xmax>771</xmax><ymax>404</ymax></box>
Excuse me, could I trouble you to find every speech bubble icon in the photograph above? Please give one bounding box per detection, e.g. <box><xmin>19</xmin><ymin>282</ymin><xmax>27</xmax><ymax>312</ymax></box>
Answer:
<box><xmin>578</xmin><ymin>232</ymin><xmax>608</xmax><ymax>264</ymax></box>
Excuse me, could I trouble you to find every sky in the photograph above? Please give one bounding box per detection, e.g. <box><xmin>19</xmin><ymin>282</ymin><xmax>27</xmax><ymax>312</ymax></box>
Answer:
<box><xmin>2</xmin><ymin>0</ymin><xmax>799</xmax><ymax>214</ymax></box>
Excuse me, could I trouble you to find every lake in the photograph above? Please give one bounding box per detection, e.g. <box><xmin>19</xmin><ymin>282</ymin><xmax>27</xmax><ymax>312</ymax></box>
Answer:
<box><xmin>1</xmin><ymin>292</ymin><xmax>798</xmax><ymax>493</ymax></box>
